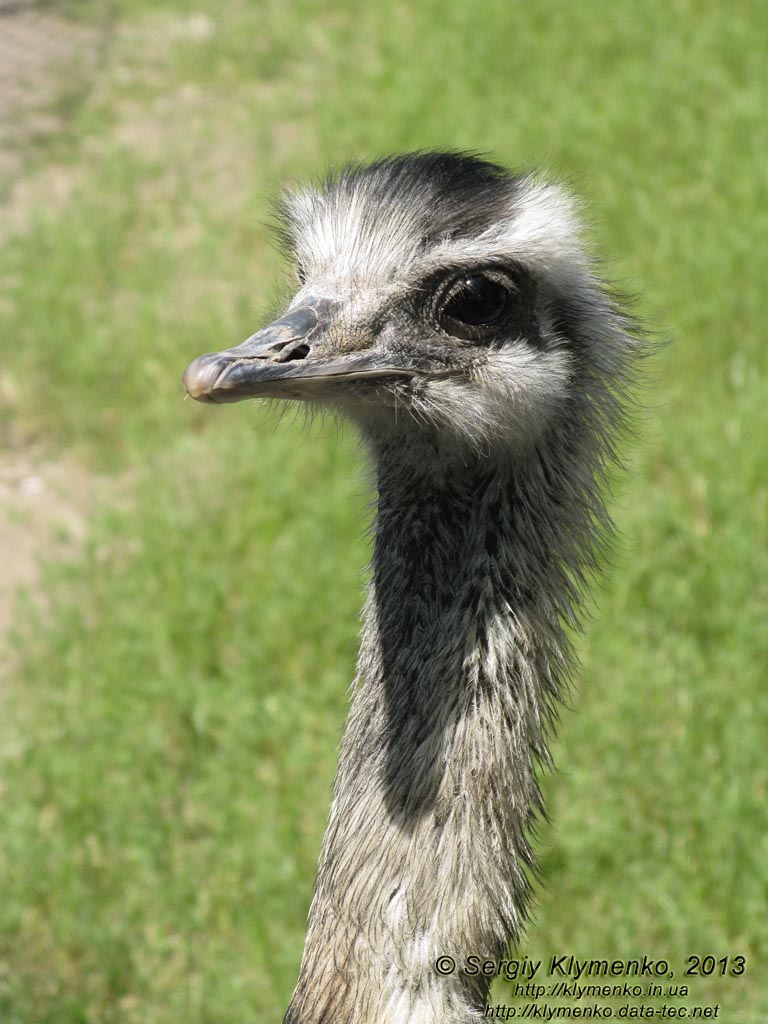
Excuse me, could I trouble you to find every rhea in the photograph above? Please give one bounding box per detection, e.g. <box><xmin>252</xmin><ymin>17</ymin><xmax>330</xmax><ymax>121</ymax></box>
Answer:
<box><xmin>183</xmin><ymin>153</ymin><xmax>638</xmax><ymax>1024</ymax></box>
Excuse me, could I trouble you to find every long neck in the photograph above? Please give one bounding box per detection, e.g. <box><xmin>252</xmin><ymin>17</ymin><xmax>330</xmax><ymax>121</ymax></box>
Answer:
<box><xmin>285</xmin><ymin>439</ymin><xmax>591</xmax><ymax>1024</ymax></box>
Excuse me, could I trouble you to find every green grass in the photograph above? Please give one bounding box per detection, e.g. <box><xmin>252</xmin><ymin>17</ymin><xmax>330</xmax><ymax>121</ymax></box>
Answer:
<box><xmin>0</xmin><ymin>1</ymin><xmax>766</xmax><ymax>1021</ymax></box>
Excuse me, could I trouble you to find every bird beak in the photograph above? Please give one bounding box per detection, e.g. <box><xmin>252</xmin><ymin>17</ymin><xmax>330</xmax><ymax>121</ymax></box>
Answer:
<box><xmin>182</xmin><ymin>297</ymin><xmax>413</xmax><ymax>404</ymax></box>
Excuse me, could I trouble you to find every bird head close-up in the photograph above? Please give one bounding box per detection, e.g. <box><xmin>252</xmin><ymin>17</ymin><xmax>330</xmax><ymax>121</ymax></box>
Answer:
<box><xmin>184</xmin><ymin>153</ymin><xmax>633</xmax><ymax>463</ymax></box>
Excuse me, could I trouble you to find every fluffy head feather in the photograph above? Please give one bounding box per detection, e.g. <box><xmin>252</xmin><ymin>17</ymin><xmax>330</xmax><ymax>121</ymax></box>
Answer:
<box><xmin>275</xmin><ymin>152</ymin><xmax>637</xmax><ymax>457</ymax></box>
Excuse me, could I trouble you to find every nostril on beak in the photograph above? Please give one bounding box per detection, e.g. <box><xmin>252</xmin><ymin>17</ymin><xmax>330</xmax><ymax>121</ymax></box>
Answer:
<box><xmin>285</xmin><ymin>343</ymin><xmax>310</xmax><ymax>361</ymax></box>
<box><xmin>271</xmin><ymin>341</ymin><xmax>311</xmax><ymax>363</ymax></box>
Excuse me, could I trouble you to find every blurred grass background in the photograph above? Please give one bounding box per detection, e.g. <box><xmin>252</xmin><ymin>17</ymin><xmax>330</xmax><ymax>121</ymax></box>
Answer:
<box><xmin>0</xmin><ymin>1</ymin><xmax>766</xmax><ymax>1021</ymax></box>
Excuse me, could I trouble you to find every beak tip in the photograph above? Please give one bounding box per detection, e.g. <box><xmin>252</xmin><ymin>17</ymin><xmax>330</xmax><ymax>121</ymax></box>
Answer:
<box><xmin>182</xmin><ymin>354</ymin><xmax>223</xmax><ymax>402</ymax></box>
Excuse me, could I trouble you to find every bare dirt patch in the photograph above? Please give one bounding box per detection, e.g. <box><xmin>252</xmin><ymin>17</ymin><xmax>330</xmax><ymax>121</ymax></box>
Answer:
<box><xmin>0</xmin><ymin>0</ymin><xmax>102</xmax><ymax>187</ymax></box>
<box><xmin>0</xmin><ymin>449</ymin><xmax>102</xmax><ymax>638</ymax></box>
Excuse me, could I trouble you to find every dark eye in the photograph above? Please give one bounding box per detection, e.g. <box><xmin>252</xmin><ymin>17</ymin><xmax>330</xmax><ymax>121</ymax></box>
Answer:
<box><xmin>440</xmin><ymin>274</ymin><xmax>509</xmax><ymax>331</ymax></box>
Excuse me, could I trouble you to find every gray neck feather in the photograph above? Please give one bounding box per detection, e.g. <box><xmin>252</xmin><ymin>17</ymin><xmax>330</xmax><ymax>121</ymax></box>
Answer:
<box><xmin>285</xmin><ymin>418</ymin><xmax>606</xmax><ymax>1024</ymax></box>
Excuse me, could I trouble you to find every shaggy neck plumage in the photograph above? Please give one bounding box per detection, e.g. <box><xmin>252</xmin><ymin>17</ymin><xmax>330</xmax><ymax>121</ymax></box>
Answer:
<box><xmin>285</xmin><ymin>423</ymin><xmax>603</xmax><ymax>1024</ymax></box>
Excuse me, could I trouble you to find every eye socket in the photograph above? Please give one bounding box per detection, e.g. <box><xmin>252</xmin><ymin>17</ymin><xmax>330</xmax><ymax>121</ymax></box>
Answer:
<box><xmin>439</xmin><ymin>273</ymin><xmax>511</xmax><ymax>333</ymax></box>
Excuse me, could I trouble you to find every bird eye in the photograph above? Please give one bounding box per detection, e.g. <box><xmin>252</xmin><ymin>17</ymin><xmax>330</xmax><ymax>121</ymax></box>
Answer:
<box><xmin>440</xmin><ymin>274</ymin><xmax>510</xmax><ymax>332</ymax></box>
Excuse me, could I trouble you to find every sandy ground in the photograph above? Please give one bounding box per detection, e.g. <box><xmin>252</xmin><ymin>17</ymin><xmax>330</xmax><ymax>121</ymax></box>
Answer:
<box><xmin>0</xmin><ymin>451</ymin><xmax>103</xmax><ymax>638</ymax></box>
<box><xmin>0</xmin><ymin>0</ymin><xmax>101</xmax><ymax>185</ymax></box>
<box><xmin>0</xmin><ymin>1</ymin><xmax>107</xmax><ymax>647</ymax></box>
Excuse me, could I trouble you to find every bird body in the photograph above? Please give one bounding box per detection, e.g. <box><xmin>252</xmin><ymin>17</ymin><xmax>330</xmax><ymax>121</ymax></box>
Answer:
<box><xmin>183</xmin><ymin>153</ymin><xmax>639</xmax><ymax>1024</ymax></box>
